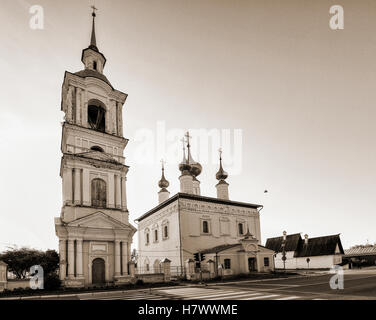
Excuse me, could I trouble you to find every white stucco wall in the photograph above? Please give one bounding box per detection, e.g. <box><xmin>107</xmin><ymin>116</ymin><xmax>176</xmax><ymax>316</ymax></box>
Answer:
<box><xmin>137</xmin><ymin>201</ymin><xmax>182</xmax><ymax>270</ymax></box>
<box><xmin>274</xmin><ymin>251</ymin><xmax>343</xmax><ymax>269</ymax></box>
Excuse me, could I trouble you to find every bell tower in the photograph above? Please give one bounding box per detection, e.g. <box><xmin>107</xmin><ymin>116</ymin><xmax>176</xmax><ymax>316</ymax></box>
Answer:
<box><xmin>55</xmin><ymin>8</ymin><xmax>136</xmax><ymax>288</ymax></box>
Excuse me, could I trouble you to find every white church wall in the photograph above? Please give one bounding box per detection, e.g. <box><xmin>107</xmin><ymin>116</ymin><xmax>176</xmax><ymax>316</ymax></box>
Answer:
<box><xmin>137</xmin><ymin>202</ymin><xmax>181</xmax><ymax>270</ymax></box>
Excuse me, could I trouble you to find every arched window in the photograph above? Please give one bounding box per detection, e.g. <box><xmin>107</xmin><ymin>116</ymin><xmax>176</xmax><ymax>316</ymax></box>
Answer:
<box><xmin>238</xmin><ymin>223</ymin><xmax>244</xmax><ymax>235</ymax></box>
<box><xmin>93</xmin><ymin>60</ymin><xmax>97</xmax><ymax>70</ymax></box>
<box><xmin>202</xmin><ymin>220</ymin><xmax>209</xmax><ymax>234</ymax></box>
<box><xmin>154</xmin><ymin>229</ymin><xmax>158</xmax><ymax>242</ymax></box>
<box><xmin>91</xmin><ymin>146</ymin><xmax>104</xmax><ymax>152</ymax></box>
<box><xmin>164</xmin><ymin>225</ymin><xmax>168</xmax><ymax>238</ymax></box>
<box><xmin>91</xmin><ymin>178</ymin><xmax>106</xmax><ymax>208</ymax></box>
<box><xmin>88</xmin><ymin>103</ymin><xmax>106</xmax><ymax>132</ymax></box>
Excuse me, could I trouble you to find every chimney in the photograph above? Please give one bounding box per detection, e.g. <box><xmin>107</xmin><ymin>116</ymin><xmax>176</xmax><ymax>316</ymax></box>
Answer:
<box><xmin>304</xmin><ymin>234</ymin><xmax>309</xmax><ymax>245</ymax></box>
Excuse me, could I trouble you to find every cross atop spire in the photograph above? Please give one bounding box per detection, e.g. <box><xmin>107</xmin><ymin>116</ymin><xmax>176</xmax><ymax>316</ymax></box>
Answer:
<box><xmin>160</xmin><ymin>159</ymin><xmax>166</xmax><ymax>170</ymax></box>
<box><xmin>91</xmin><ymin>5</ymin><xmax>98</xmax><ymax>16</ymax></box>
<box><xmin>89</xmin><ymin>5</ymin><xmax>98</xmax><ymax>51</ymax></box>
<box><xmin>185</xmin><ymin>131</ymin><xmax>192</xmax><ymax>161</ymax></box>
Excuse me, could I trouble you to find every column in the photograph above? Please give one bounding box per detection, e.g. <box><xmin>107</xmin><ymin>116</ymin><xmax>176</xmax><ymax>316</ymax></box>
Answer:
<box><xmin>67</xmin><ymin>239</ymin><xmax>75</xmax><ymax>278</ymax></box>
<box><xmin>59</xmin><ymin>239</ymin><xmax>66</xmax><ymax>281</ymax></box>
<box><xmin>82</xmin><ymin>92</ymin><xmax>87</xmax><ymax>128</ymax></box>
<box><xmin>117</xmin><ymin>102</ymin><xmax>123</xmax><ymax>137</ymax></box>
<box><xmin>115</xmin><ymin>175</ymin><xmax>121</xmax><ymax>209</ymax></box>
<box><xmin>115</xmin><ymin>240</ymin><xmax>121</xmax><ymax>276</ymax></box>
<box><xmin>108</xmin><ymin>173</ymin><xmax>115</xmax><ymax>208</ymax></box>
<box><xmin>121</xmin><ymin>177</ymin><xmax>127</xmax><ymax>210</ymax></box>
<box><xmin>105</xmin><ymin>105</ymin><xmax>110</xmax><ymax>133</ymax></box>
<box><xmin>63</xmin><ymin>167</ymin><xmax>73</xmax><ymax>205</ymax></box>
<box><xmin>76</xmin><ymin>239</ymin><xmax>83</xmax><ymax>277</ymax></box>
<box><xmin>75</xmin><ymin>88</ymin><xmax>81</xmax><ymax>125</ymax></box>
<box><xmin>121</xmin><ymin>242</ymin><xmax>128</xmax><ymax>275</ymax></box>
<box><xmin>74</xmin><ymin>168</ymin><xmax>81</xmax><ymax>205</ymax></box>
<box><xmin>82</xmin><ymin>169</ymin><xmax>90</xmax><ymax>206</ymax></box>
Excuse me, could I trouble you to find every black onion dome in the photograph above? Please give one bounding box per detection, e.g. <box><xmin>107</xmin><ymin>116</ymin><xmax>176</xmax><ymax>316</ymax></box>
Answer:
<box><xmin>216</xmin><ymin>159</ymin><xmax>228</xmax><ymax>180</ymax></box>
<box><xmin>179</xmin><ymin>147</ymin><xmax>192</xmax><ymax>173</ymax></box>
<box><xmin>187</xmin><ymin>148</ymin><xmax>202</xmax><ymax>177</ymax></box>
<box><xmin>158</xmin><ymin>170</ymin><xmax>169</xmax><ymax>189</ymax></box>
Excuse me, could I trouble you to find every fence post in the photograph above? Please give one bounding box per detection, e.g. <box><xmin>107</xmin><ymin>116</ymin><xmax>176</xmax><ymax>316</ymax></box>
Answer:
<box><xmin>0</xmin><ymin>261</ymin><xmax>7</xmax><ymax>292</ymax></box>
<box><xmin>129</xmin><ymin>261</ymin><xmax>135</xmax><ymax>278</ymax></box>
<box><xmin>207</xmin><ymin>259</ymin><xmax>215</xmax><ymax>278</ymax></box>
<box><xmin>185</xmin><ymin>258</ymin><xmax>195</xmax><ymax>280</ymax></box>
<box><xmin>162</xmin><ymin>258</ymin><xmax>171</xmax><ymax>282</ymax></box>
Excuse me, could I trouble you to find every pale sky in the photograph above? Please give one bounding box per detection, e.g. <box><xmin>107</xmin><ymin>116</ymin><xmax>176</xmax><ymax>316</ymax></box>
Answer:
<box><xmin>0</xmin><ymin>0</ymin><xmax>375</xmax><ymax>252</ymax></box>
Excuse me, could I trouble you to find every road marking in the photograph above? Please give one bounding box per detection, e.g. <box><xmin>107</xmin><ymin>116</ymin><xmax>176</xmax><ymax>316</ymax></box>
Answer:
<box><xmin>242</xmin><ymin>294</ymin><xmax>279</xmax><ymax>300</ymax></box>
<box><xmin>187</xmin><ymin>291</ymin><xmax>253</xmax><ymax>300</ymax></box>
<box><xmin>275</xmin><ymin>296</ymin><xmax>300</xmax><ymax>300</ymax></box>
<box><xmin>210</xmin><ymin>293</ymin><xmax>263</xmax><ymax>300</ymax></box>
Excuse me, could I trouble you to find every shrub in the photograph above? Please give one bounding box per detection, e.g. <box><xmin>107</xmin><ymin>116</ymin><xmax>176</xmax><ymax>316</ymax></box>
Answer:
<box><xmin>135</xmin><ymin>279</ymin><xmax>144</xmax><ymax>286</ymax></box>
<box><xmin>44</xmin><ymin>273</ymin><xmax>61</xmax><ymax>291</ymax></box>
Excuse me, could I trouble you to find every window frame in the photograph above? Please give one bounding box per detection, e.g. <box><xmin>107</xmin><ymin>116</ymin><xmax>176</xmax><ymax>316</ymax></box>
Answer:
<box><xmin>91</xmin><ymin>178</ymin><xmax>107</xmax><ymax>208</ymax></box>
<box><xmin>224</xmin><ymin>259</ymin><xmax>231</xmax><ymax>269</ymax></box>
<box><xmin>264</xmin><ymin>257</ymin><xmax>270</xmax><ymax>267</ymax></box>
<box><xmin>201</xmin><ymin>219</ymin><xmax>211</xmax><ymax>235</ymax></box>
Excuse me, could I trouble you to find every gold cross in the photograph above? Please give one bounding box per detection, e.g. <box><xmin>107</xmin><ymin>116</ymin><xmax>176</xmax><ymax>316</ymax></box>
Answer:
<box><xmin>91</xmin><ymin>5</ymin><xmax>98</xmax><ymax>16</ymax></box>
<box><xmin>218</xmin><ymin>148</ymin><xmax>223</xmax><ymax>160</ymax></box>
<box><xmin>185</xmin><ymin>131</ymin><xmax>191</xmax><ymax>147</ymax></box>
<box><xmin>160</xmin><ymin>159</ymin><xmax>166</xmax><ymax>168</ymax></box>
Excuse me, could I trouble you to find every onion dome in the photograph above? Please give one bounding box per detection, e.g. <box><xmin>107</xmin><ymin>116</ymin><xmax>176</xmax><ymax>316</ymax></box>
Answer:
<box><xmin>178</xmin><ymin>140</ymin><xmax>192</xmax><ymax>174</ymax></box>
<box><xmin>216</xmin><ymin>149</ymin><xmax>228</xmax><ymax>180</ymax></box>
<box><xmin>187</xmin><ymin>147</ymin><xmax>202</xmax><ymax>177</ymax></box>
<box><xmin>158</xmin><ymin>161</ymin><xmax>169</xmax><ymax>189</ymax></box>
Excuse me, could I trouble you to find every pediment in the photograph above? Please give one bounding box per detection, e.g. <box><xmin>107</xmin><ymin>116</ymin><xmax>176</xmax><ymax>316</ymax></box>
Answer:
<box><xmin>67</xmin><ymin>211</ymin><xmax>133</xmax><ymax>230</ymax></box>
<box><xmin>76</xmin><ymin>150</ymin><xmax>120</xmax><ymax>164</ymax></box>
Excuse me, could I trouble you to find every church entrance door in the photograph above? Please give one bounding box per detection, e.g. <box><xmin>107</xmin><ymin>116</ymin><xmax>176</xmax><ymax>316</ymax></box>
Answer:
<box><xmin>92</xmin><ymin>258</ymin><xmax>105</xmax><ymax>284</ymax></box>
<box><xmin>248</xmin><ymin>258</ymin><xmax>257</xmax><ymax>272</ymax></box>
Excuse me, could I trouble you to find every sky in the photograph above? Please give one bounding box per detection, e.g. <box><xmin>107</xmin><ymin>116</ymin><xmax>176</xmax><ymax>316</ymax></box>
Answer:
<box><xmin>0</xmin><ymin>0</ymin><xmax>375</xmax><ymax>252</ymax></box>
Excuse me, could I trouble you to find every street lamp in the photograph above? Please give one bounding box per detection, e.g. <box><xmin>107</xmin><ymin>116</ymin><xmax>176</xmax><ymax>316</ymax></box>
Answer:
<box><xmin>282</xmin><ymin>231</ymin><xmax>287</xmax><ymax>273</ymax></box>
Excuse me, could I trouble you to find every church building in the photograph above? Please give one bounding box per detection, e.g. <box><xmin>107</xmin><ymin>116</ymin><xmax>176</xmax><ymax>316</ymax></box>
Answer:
<box><xmin>135</xmin><ymin>134</ymin><xmax>275</xmax><ymax>276</ymax></box>
<box><xmin>55</xmin><ymin>9</ymin><xmax>136</xmax><ymax>287</ymax></box>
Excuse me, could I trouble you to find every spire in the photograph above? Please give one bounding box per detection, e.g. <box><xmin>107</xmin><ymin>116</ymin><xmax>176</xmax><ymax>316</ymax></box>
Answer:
<box><xmin>216</xmin><ymin>148</ymin><xmax>228</xmax><ymax>181</ymax></box>
<box><xmin>215</xmin><ymin>148</ymin><xmax>229</xmax><ymax>200</ymax></box>
<box><xmin>158</xmin><ymin>159</ymin><xmax>169</xmax><ymax>190</ymax></box>
<box><xmin>158</xmin><ymin>159</ymin><xmax>170</xmax><ymax>204</ymax></box>
<box><xmin>178</xmin><ymin>137</ymin><xmax>191</xmax><ymax>174</ymax></box>
<box><xmin>185</xmin><ymin>131</ymin><xmax>202</xmax><ymax>177</ymax></box>
<box><xmin>89</xmin><ymin>6</ymin><xmax>98</xmax><ymax>51</ymax></box>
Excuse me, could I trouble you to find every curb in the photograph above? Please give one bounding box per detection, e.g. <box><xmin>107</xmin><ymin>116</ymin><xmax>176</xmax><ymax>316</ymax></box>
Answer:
<box><xmin>204</xmin><ymin>272</ymin><xmax>329</xmax><ymax>287</ymax></box>
<box><xmin>0</xmin><ymin>283</ymin><xmax>185</xmax><ymax>300</ymax></box>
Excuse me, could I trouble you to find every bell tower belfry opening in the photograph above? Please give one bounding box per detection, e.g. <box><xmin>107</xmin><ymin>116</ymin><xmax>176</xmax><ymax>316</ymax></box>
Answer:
<box><xmin>55</xmin><ymin>8</ymin><xmax>136</xmax><ymax>288</ymax></box>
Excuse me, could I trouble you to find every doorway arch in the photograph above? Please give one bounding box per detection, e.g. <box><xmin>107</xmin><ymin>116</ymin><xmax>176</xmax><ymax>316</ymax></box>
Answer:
<box><xmin>92</xmin><ymin>258</ymin><xmax>105</xmax><ymax>284</ymax></box>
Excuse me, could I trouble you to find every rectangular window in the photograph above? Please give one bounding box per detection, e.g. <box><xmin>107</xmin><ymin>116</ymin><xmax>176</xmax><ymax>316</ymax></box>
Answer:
<box><xmin>264</xmin><ymin>257</ymin><xmax>270</xmax><ymax>267</ymax></box>
<box><xmin>224</xmin><ymin>259</ymin><xmax>231</xmax><ymax>269</ymax></box>
<box><xmin>238</xmin><ymin>223</ymin><xmax>244</xmax><ymax>235</ymax></box>
<box><xmin>154</xmin><ymin>229</ymin><xmax>158</xmax><ymax>242</ymax></box>
<box><xmin>202</xmin><ymin>220</ymin><xmax>209</xmax><ymax>234</ymax></box>
<box><xmin>164</xmin><ymin>225</ymin><xmax>168</xmax><ymax>238</ymax></box>
<box><xmin>146</xmin><ymin>233</ymin><xmax>149</xmax><ymax>244</ymax></box>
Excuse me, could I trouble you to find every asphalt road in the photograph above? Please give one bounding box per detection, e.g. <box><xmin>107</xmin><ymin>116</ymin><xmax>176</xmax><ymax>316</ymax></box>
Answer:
<box><xmin>3</xmin><ymin>269</ymin><xmax>376</xmax><ymax>300</ymax></box>
<box><xmin>212</xmin><ymin>269</ymin><xmax>376</xmax><ymax>300</ymax></box>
